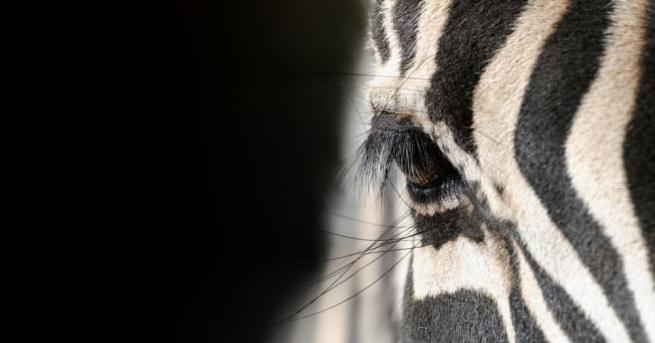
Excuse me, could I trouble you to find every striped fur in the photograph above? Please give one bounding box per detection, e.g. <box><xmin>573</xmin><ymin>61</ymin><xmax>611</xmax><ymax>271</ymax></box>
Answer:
<box><xmin>364</xmin><ymin>0</ymin><xmax>655</xmax><ymax>341</ymax></box>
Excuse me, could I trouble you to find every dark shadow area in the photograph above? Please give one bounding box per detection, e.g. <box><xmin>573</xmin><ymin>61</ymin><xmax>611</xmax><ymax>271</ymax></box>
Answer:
<box><xmin>118</xmin><ymin>1</ymin><xmax>365</xmax><ymax>342</ymax></box>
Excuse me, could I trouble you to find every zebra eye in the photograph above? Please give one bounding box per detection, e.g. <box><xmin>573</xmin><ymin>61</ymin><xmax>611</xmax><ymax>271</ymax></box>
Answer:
<box><xmin>358</xmin><ymin>112</ymin><xmax>463</xmax><ymax>205</ymax></box>
<box><xmin>394</xmin><ymin>133</ymin><xmax>463</xmax><ymax>205</ymax></box>
<box><xmin>405</xmin><ymin>169</ymin><xmax>463</xmax><ymax>205</ymax></box>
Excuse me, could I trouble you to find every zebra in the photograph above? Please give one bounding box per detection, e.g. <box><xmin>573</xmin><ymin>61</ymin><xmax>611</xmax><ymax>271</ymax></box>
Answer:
<box><xmin>355</xmin><ymin>0</ymin><xmax>655</xmax><ymax>341</ymax></box>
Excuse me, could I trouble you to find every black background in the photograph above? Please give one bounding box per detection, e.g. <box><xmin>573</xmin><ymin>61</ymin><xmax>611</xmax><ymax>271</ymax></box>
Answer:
<box><xmin>116</xmin><ymin>1</ymin><xmax>365</xmax><ymax>342</ymax></box>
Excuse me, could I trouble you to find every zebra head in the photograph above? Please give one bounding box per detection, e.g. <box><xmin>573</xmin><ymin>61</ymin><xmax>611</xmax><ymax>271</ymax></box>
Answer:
<box><xmin>360</xmin><ymin>0</ymin><xmax>654</xmax><ymax>341</ymax></box>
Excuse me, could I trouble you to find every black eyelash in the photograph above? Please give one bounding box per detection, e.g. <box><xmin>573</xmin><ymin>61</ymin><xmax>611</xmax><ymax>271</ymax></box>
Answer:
<box><xmin>356</xmin><ymin>112</ymin><xmax>449</xmax><ymax>197</ymax></box>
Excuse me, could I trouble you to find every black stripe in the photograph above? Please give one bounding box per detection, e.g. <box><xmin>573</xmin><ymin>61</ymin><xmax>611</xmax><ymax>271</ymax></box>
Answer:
<box><xmin>508</xmin><ymin>288</ymin><xmax>546</xmax><ymax>343</ymax></box>
<box><xmin>504</xmin><ymin>238</ymin><xmax>546</xmax><ymax>342</ymax></box>
<box><xmin>371</xmin><ymin>0</ymin><xmax>390</xmax><ymax>64</ymax></box>
<box><xmin>393</xmin><ymin>0</ymin><xmax>423</xmax><ymax>75</ymax></box>
<box><xmin>514</xmin><ymin>1</ymin><xmax>648</xmax><ymax>341</ymax></box>
<box><xmin>426</xmin><ymin>0</ymin><xmax>527</xmax><ymax>154</ymax></box>
<box><xmin>624</xmin><ymin>0</ymin><xmax>655</xmax><ymax>277</ymax></box>
<box><xmin>403</xmin><ymin>263</ymin><xmax>510</xmax><ymax>343</ymax></box>
<box><xmin>520</xmin><ymin>246</ymin><xmax>605</xmax><ymax>342</ymax></box>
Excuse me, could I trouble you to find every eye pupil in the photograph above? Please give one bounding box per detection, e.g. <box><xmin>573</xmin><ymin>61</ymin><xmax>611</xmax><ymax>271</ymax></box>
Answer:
<box><xmin>396</xmin><ymin>133</ymin><xmax>463</xmax><ymax>203</ymax></box>
<box><xmin>407</xmin><ymin>165</ymin><xmax>441</xmax><ymax>188</ymax></box>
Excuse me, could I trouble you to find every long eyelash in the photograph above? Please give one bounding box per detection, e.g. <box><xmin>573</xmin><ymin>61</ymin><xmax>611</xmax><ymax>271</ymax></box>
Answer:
<box><xmin>356</xmin><ymin>113</ymin><xmax>442</xmax><ymax>196</ymax></box>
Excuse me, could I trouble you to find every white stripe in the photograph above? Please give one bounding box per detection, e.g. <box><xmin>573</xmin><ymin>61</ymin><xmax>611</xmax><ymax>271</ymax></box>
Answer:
<box><xmin>471</xmin><ymin>0</ymin><xmax>632</xmax><ymax>341</ymax></box>
<box><xmin>565</xmin><ymin>0</ymin><xmax>655</xmax><ymax>340</ymax></box>
<box><xmin>514</xmin><ymin>240</ymin><xmax>570</xmax><ymax>342</ymax></box>
<box><xmin>381</xmin><ymin>0</ymin><xmax>402</xmax><ymax>75</ymax></box>
<box><xmin>412</xmin><ymin>226</ymin><xmax>516</xmax><ymax>343</ymax></box>
<box><xmin>367</xmin><ymin>0</ymin><xmax>453</xmax><ymax>120</ymax></box>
